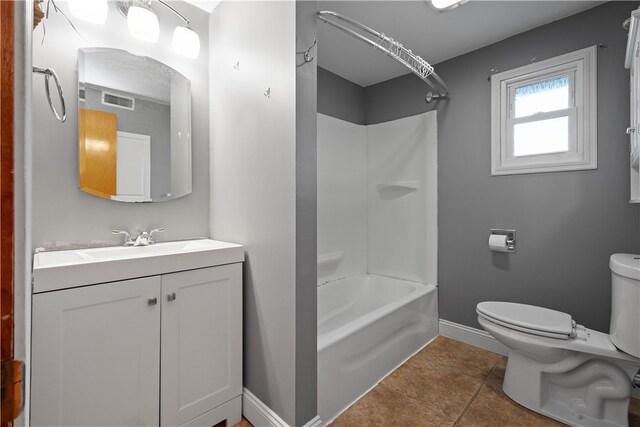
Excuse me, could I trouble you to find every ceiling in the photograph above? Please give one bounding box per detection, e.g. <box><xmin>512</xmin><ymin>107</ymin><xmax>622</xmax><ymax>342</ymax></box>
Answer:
<box><xmin>183</xmin><ymin>0</ymin><xmax>221</xmax><ymax>13</ymax></box>
<box><xmin>317</xmin><ymin>1</ymin><xmax>607</xmax><ymax>87</ymax></box>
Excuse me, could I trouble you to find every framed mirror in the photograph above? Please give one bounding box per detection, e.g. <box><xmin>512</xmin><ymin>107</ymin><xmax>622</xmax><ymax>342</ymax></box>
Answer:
<box><xmin>78</xmin><ymin>48</ymin><xmax>192</xmax><ymax>202</ymax></box>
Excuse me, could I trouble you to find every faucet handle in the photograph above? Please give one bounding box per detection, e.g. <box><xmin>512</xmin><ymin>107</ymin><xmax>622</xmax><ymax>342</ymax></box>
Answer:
<box><xmin>112</xmin><ymin>229</ymin><xmax>133</xmax><ymax>246</ymax></box>
<box><xmin>148</xmin><ymin>228</ymin><xmax>165</xmax><ymax>244</ymax></box>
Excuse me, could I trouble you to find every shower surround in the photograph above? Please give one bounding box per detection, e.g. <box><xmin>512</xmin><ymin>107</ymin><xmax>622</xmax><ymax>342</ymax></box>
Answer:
<box><xmin>316</xmin><ymin>112</ymin><xmax>439</xmax><ymax>423</ymax></box>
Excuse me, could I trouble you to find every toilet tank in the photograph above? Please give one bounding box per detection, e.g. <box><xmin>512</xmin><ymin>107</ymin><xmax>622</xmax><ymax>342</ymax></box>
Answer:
<box><xmin>609</xmin><ymin>253</ymin><xmax>640</xmax><ymax>358</ymax></box>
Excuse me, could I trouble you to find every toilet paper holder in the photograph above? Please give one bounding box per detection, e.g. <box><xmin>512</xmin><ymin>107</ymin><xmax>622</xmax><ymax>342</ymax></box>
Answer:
<box><xmin>490</xmin><ymin>229</ymin><xmax>516</xmax><ymax>253</ymax></box>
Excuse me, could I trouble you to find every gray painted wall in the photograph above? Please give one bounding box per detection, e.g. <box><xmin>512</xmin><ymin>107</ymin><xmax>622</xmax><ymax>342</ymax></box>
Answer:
<box><xmin>83</xmin><ymin>86</ymin><xmax>172</xmax><ymax>199</ymax></box>
<box><xmin>296</xmin><ymin>3</ymin><xmax>318</xmax><ymax>425</ymax></box>
<box><xmin>210</xmin><ymin>2</ymin><xmax>317</xmax><ymax>425</ymax></box>
<box><xmin>361</xmin><ymin>1</ymin><xmax>640</xmax><ymax>332</ymax></box>
<box><xmin>31</xmin><ymin>0</ymin><xmax>209</xmax><ymax>247</ymax></box>
<box><xmin>318</xmin><ymin>66</ymin><xmax>365</xmax><ymax>125</ymax></box>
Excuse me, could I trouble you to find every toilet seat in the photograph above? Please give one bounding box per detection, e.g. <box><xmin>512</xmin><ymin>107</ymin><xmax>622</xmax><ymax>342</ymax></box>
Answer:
<box><xmin>477</xmin><ymin>301</ymin><xmax>575</xmax><ymax>340</ymax></box>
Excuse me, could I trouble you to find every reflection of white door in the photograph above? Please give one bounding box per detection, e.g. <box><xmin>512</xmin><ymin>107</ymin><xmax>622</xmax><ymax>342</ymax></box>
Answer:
<box><xmin>112</xmin><ymin>131</ymin><xmax>151</xmax><ymax>202</ymax></box>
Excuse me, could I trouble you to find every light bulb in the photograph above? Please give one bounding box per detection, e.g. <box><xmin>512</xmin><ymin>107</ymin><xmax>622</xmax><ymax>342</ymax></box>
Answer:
<box><xmin>127</xmin><ymin>3</ymin><xmax>159</xmax><ymax>43</ymax></box>
<box><xmin>68</xmin><ymin>0</ymin><xmax>108</xmax><ymax>24</ymax></box>
<box><xmin>173</xmin><ymin>26</ymin><xmax>200</xmax><ymax>59</ymax></box>
<box><xmin>431</xmin><ymin>0</ymin><xmax>468</xmax><ymax>10</ymax></box>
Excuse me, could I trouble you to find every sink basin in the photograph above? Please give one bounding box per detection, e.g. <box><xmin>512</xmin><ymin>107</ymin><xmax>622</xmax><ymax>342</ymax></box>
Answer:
<box><xmin>33</xmin><ymin>239</ymin><xmax>244</xmax><ymax>293</ymax></box>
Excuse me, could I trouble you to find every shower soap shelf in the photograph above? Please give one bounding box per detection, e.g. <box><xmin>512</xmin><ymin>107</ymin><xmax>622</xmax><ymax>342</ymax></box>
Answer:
<box><xmin>377</xmin><ymin>181</ymin><xmax>421</xmax><ymax>191</ymax></box>
<box><xmin>317</xmin><ymin>251</ymin><xmax>344</xmax><ymax>266</ymax></box>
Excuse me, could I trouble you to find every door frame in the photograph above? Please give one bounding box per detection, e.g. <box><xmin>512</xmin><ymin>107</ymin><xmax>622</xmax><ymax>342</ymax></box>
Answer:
<box><xmin>112</xmin><ymin>131</ymin><xmax>151</xmax><ymax>202</ymax></box>
<box><xmin>1</xmin><ymin>1</ymin><xmax>22</xmax><ymax>426</ymax></box>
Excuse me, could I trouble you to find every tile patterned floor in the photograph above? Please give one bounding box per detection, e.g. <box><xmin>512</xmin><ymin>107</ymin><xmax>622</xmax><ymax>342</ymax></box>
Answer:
<box><xmin>233</xmin><ymin>418</ymin><xmax>253</xmax><ymax>427</ymax></box>
<box><xmin>236</xmin><ymin>336</ymin><xmax>640</xmax><ymax>427</ymax></box>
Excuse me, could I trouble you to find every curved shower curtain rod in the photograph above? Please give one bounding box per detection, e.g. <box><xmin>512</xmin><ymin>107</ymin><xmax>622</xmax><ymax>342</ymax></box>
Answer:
<box><xmin>316</xmin><ymin>11</ymin><xmax>449</xmax><ymax>103</ymax></box>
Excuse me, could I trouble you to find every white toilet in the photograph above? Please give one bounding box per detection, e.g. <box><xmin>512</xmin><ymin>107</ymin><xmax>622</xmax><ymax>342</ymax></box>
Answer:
<box><xmin>477</xmin><ymin>254</ymin><xmax>640</xmax><ymax>427</ymax></box>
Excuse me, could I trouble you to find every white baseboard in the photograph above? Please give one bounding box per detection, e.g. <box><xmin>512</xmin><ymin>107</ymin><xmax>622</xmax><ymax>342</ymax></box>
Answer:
<box><xmin>303</xmin><ymin>415</ymin><xmax>323</xmax><ymax>427</ymax></box>
<box><xmin>242</xmin><ymin>388</ymin><xmax>323</xmax><ymax>427</ymax></box>
<box><xmin>439</xmin><ymin>319</ymin><xmax>509</xmax><ymax>356</ymax></box>
<box><xmin>242</xmin><ymin>388</ymin><xmax>289</xmax><ymax>427</ymax></box>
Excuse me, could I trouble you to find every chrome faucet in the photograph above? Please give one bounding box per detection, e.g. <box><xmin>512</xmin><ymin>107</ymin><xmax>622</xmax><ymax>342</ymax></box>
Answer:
<box><xmin>134</xmin><ymin>231</ymin><xmax>151</xmax><ymax>247</ymax></box>
<box><xmin>148</xmin><ymin>228</ymin><xmax>165</xmax><ymax>244</ymax></box>
<box><xmin>112</xmin><ymin>228</ymin><xmax>165</xmax><ymax>247</ymax></box>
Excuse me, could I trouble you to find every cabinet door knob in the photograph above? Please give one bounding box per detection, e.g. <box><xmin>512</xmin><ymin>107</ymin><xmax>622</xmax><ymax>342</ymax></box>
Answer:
<box><xmin>167</xmin><ymin>292</ymin><xmax>176</xmax><ymax>302</ymax></box>
<box><xmin>148</xmin><ymin>297</ymin><xmax>158</xmax><ymax>306</ymax></box>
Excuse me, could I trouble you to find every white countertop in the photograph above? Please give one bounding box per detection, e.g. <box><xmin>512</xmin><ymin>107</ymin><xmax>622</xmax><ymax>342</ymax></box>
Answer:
<box><xmin>33</xmin><ymin>239</ymin><xmax>244</xmax><ymax>293</ymax></box>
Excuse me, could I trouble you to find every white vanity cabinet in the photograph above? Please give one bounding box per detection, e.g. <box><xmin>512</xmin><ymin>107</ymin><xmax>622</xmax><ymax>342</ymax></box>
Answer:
<box><xmin>31</xmin><ymin>276</ymin><xmax>162</xmax><ymax>426</ymax></box>
<box><xmin>161</xmin><ymin>265</ymin><xmax>242</xmax><ymax>426</ymax></box>
<box><xmin>30</xmin><ymin>240</ymin><xmax>244</xmax><ymax>427</ymax></box>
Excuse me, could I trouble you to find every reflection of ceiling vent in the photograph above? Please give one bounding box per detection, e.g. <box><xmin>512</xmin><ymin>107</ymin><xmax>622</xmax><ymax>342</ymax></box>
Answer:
<box><xmin>101</xmin><ymin>91</ymin><xmax>135</xmax><ymax>111</ymax></box>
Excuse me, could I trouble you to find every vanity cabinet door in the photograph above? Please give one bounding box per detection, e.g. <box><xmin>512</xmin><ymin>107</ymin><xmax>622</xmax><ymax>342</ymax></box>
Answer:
<box><xmin>160</xmin><ymin>264</ymin><xmax>242</xmax><ymax>426</ymax></box>
<box><xmin>31</xmin><ymin>276</ymin><xmax>161</xmax><ymax>427</ymax></box>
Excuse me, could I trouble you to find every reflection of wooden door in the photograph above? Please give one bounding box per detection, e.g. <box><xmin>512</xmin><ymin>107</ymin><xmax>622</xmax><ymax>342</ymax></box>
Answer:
<box><xmin>79</xmin><ymin>108</ymin><xmax>117</xmax><ymax>199</ymax></box>
<box><xmin>113</xmin><ymin>131</ymin><xmax>151</xmax><ymax>202</ymax></box>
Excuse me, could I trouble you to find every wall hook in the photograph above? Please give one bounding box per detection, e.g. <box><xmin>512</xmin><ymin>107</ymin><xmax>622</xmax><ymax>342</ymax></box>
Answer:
<box><xmin>264</xmin><ymin>87</ymin><xmax>271</xmax><ymax>98</ymax></box>
<box><xmin>233</xmin><ymin>61</ymin><xmax>240</xmax><ymax>70</ymax></box>
<box><xmin>304</xmin><ymin>38</ymin><xmax>317</xmax><ymax>63</ymax></box>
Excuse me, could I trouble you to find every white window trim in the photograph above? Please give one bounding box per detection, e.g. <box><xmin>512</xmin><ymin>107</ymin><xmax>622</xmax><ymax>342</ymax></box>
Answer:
<box><xmin>491</xmin><ymin>46</ymin><xmax>597</xmax><ymax>176</ymax></box>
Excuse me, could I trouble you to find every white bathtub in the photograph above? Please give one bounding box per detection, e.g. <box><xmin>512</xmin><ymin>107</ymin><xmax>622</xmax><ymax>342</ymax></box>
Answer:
<box><xmin>317</xmin><ymin>274</ymin><xmax>438</xmax><ymax>423</ymax></box>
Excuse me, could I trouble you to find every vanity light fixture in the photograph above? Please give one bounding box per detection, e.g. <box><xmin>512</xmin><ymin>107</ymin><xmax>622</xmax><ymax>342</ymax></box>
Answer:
<box><xmin>117</xmin><ymin>0</ymin><xmax>201</xmax><ymax>59</ymax></box>
<box><xmin>173</xmin><ymin>25</ymin><xmax>200</xmax><ymax>59</ymax></box>
<box><xmin>127</xmin><ymin>0</ymin><xmax>160</xmax><ymax>43</ymax></box>
<box><xmin>430</xmin><ymin>0</ymin><xmax>469</xmax><ymax>12</ymax></box>
<box><xmin>68</xmin><ymin>0</ymin><xmax>108</xmax><ymax>24</ymax></box>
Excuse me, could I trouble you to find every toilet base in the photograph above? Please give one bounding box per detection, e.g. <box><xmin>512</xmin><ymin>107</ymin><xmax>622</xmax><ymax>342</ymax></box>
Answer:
<box><xmin>503</xmin><ymin>351</ymin><xmax>637</xmax><ymax>427</ymax></box>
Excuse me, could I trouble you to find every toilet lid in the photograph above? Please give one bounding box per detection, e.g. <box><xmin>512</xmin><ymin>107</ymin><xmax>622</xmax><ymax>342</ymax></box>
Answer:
<box><xmin>477</xmin><ymin>302</ymin><xmax>574</xmax><ymax>339</ymax></box>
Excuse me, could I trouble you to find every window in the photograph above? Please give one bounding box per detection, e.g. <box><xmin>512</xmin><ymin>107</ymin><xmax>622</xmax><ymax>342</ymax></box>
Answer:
<box><xmin>491</xmin><ymin>46</ymin><xmax>597</xmax><ymax>175</ymax></box>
